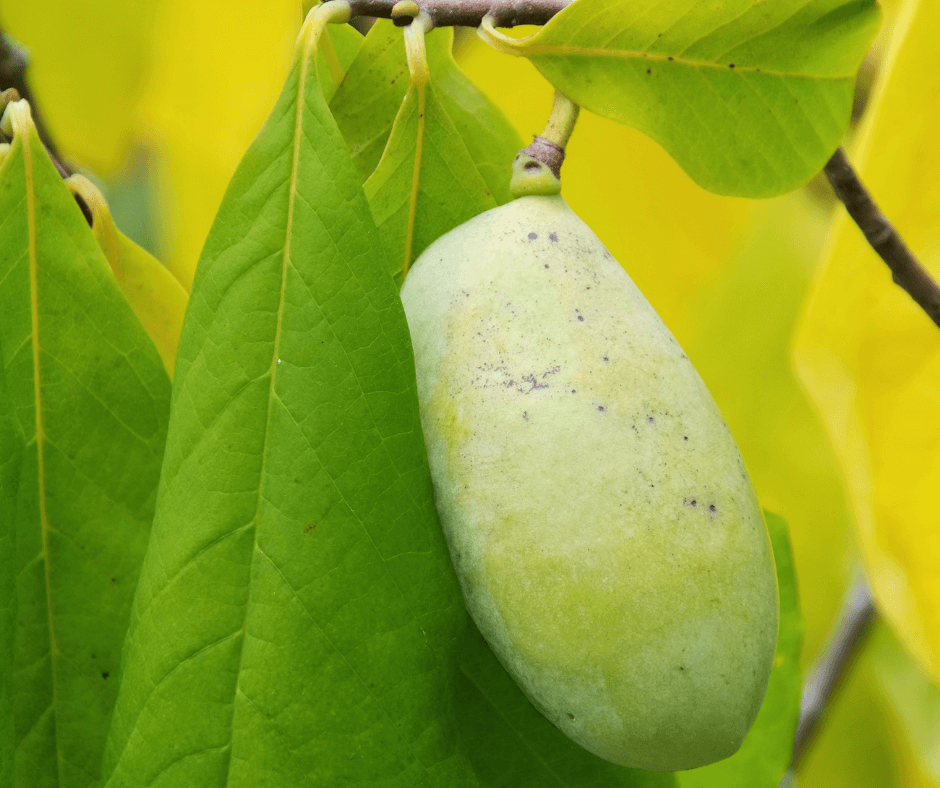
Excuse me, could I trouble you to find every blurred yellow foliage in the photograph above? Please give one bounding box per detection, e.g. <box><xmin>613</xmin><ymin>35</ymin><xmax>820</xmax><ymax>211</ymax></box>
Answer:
<box><xmin>794</xmin><ymin>0</ymin><xmax>940</xmax><ymax>687</ymax></box>
<box><xmin>0</xmin><ymin>0</ymin><xmax>157</xmax><ymax>175</ymax></box>
<box><xmin>138</xmin><ymin>0</ymin><xmax>301</xmax><ymax>288</ymax></box>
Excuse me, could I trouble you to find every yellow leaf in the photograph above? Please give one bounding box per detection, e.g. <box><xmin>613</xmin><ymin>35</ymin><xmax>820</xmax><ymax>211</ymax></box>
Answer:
<box><xmin>138</xmin><ymin>0</ymin><xmax>301</xmax><ymax>289</ymax></box>
<box><xmin>66</xmin><ymin>175</ymin><xmax>187</xmax><ymax>379</ymax></box>
<box><xmin>794</xmin><ymin>0</ymin><xmax>940</xmax><ymax>684</ymax></box>
<box><xmin>0</xmin><ymin>0</ymin><xmax>157</xmax><ymax>175</ymax></box>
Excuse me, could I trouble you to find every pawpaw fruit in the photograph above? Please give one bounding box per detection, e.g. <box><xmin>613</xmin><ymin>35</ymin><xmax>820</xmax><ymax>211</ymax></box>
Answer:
<box><xmin>400</xmin><ymin>191</ymin><xmax>778</xmax><ymax>772</ymax></box>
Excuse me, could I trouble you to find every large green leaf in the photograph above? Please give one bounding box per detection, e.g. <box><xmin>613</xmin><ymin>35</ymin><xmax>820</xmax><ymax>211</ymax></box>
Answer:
<box><xmin>0</xmin><ymin>100</ymin><xmax>171</xmax><ymax>788</ymax></box>
<box><xmin>0</xmin><ymin>346</ymin><xmax>22</xmax><ymax>788</ymax></box>
<box><xmin>330</xmin><ymin>20</ymin><xmax>410</xmax><ymax>182</ymax></box>
<box><xmin>364</xmin><ymin>18</ymin><xmax>497</xmax><ymax>285</ymax></box>
<box><xmin>678</xmin><ymin>511</ymin><xmax>803</xmax><ymax>787</ymax></box>
<box><xmin>480</xmin><ymin>0</ymin><xmax>880</xmax><ymax>197</ymax></box>
<box><xmin>318</xmin><ymin>23</ymin><xmax>364</xmax><ymax>103</ymax></box>
<box><xmin>331</xmin><ymin>19</ymin><xmax>522</xmax><ymax>206</ymax></box>
<box><xmin>100</xmin><ymin>6</ymin><xmax>477</xmax><ymax>787</ymax></box>
<box><xmin>424</xmin><ymin>30</ymin><xmax>522</xmax><ymax>207</ymax></box>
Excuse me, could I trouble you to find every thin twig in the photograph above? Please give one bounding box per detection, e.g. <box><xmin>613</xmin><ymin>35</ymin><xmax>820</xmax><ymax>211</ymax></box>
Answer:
<box><xmin>0</xmin><ymin>28</ymin><xmax>70</xmax><ymax>175</ymax></box>
<box><xmin>779</xmin><ymin>576</ymin><xmax>877</xmax><ymax>786</ymax></box>
<box><xmin>349</xmin><ymin>0</ymin><xmax>570</xmax><ymax>27</ymax></box>
<box><xmin>825</xmin><ymin>147</ymin><xmax>940</xmax><ymax>328</ymax></box>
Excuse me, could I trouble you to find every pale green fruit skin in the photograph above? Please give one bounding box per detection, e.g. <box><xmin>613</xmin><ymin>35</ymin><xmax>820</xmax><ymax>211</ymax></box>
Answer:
<box><xmin>400</xmin><ymin>195</ymin><xmax>779</xmax><ymax>772</ymax></box>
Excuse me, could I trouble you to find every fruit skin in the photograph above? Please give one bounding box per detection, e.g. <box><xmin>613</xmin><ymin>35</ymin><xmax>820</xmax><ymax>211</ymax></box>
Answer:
<box><xmin>400</xmin><ymin>194</ymin><xmax>779</xmax><ymax>772</ymax></box>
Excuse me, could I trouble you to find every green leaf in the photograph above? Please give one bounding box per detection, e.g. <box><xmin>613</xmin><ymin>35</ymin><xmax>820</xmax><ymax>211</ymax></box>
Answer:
<box><xmin>678</xmin><ymin>511</ymin><xmax>803</xmax><ymax>787</ymax></box>
<box><xmin>363</xmin><ymin>21</ymin><xmax>522</xmax><ymax>285</ymax></box>
<box><xmin>65</xmin><ymin>175</ymin><xmax>188</xmax><ymax>380</ymax></box>
<box><xmin>330</xmin><ymin>20</ymin><xmax>410</xmax><ymax>182</ymax></box>
<box><xmin>100</xmin><ymin>8</ymin><xmax>478</xmax><ymax>787</ymax></box>
<box><xmin>318</xmin><ymin>23</ymin><xmax>364</xmax><ymax>103</ymax></box>
<box><xmin>0</xmin><ymin>346</ymin><xmax>23</xmax><ymax>788</ymax></box>
<box><xmin>424</xmin><ymin>31</ymin><xmax>523</xmax><ymax>207</ymax></box>
<box><xmin>0</xmin><ymin>100</ymin><xmax>171</xmax><ymax>788</ymax></box>
<box><xmin>331</xmin><ymin>20</ymin><xmax>522</xmax><ymax>204</ymax></box>
<box><xmin>456</xmin><ymin>619</ymin><xmax>677</xmax><ymax>787</ymax></box>
<box><xmin>481</xmin><ymin>0</ymin><xmax>880</xmax><ymax>197</ymax></box>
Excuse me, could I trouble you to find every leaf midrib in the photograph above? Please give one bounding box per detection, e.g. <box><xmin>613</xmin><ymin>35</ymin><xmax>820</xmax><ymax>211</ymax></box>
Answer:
<box><xmin>524</xmin><ymin>44</ymin><xmax>848</xmax><ymax>81</ymax></box>
<box><xmin>22</xmin><ymin>116</ymin><xmax>64</xmax><ymax>787</ymax></box>
<box><xmin>216</xmin><ymin>18</ymin><xmax>310</xmax><ymax>788</ymax></box>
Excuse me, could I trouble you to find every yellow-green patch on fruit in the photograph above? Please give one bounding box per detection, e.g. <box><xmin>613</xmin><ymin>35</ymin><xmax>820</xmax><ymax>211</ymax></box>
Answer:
<box><xmin>400</xmin><ymin>194</ymin><xmax>778</xmax><ymax>772</ymax></box>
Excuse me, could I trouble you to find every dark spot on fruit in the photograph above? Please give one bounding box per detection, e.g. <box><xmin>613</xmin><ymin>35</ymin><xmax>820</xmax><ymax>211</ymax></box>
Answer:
<box><xmin>304</xmin><ymin>523</ymin><xmax>317</xmax><ymax>535</ymax></box>
<box><xmin>603</xmin><ymin>356</ymin><xmax>609</xmax><ymax>362</ymax></box>
<box><xmin>646</xmin><ymin>68</ymin><xmax>652</xmax><ymax>74</ymax></box>
<box><xmin>709</xmin><ymin>504</ymin><xmax>717</xmax><ymax>512</ymax></box>
<box><xmin>523</xmin><ymin>411</ymin><xmax>529</xmax><ymax>421</ymax></box>
<box><xmin>729</xmin><ymin>63</ymin><xmax>735</xmax><ymax>68</ymax></box>
<box><xmin>679</xmin><ymin>666</ymin><xmax>685</xmax><ymax>671</ymax></box>
<box><xmin>598</xmin><ymin>405</ymin><xmax>605</xmax><ymax>412</ymax></box>
<box><xmin>691</xmin><ymin>500</ymin><xmax>698</xmax><ymax>507</ymax></box>
<box><xmin>528</xmin><ymin>232</ymin><xmax>538</xmax><ymax>240</ymax></box>
<box><xmin>102</xmin><ymin>672</ymin><xmax>109</xmax><ymax>680</ymax></box>
<box><xmin>668</xmin><ymin>56</ymin><xmax>674</xmax><ymax>61</ymax></box>
<box><xmin>549</xmin><ymin>232</ymin><xmax>558</xmax><ymax>242</ymax></box>
<box><xmin>647</xmin><ymin>415</ymin><xmax>656</xmax><ymax>424</ymax></box>
<box><xmin>567</xmin><ymin>713</ymin><xmax>575</xmax><ymax>720</ymax></box>
<box><xmin>544</xmin><ymin>264</ymin><xmax>549</xmax><ymax>268</ymax></box>
<box><xmin>683</xmin><ymin>436</ymin><xmax>688</xmax><ymax>441</ymax></box>
<box><xmin>571</xmin><ymin>389</ymin><xmax>576</xmax><ymax>393</ymax></box>
<box><xmin>577</xmin><ymin>315</ymin><xmax>584</xmax><ymax>322</ymax></box>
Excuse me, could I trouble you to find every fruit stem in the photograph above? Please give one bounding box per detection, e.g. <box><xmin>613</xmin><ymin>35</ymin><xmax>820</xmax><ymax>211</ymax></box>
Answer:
<box><xmin>540</xmin><ymin>90</ymin><xmax>579</xmax><ymax>150</ymax></box>
<box><xmin>509</xmin><ymin>90</ymin><xmax>580</xmax><ymax>199</ymax></box>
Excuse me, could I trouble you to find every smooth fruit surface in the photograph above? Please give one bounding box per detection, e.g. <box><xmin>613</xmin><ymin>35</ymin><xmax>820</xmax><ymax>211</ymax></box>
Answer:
<box><xmin>400</xmin><ymin>195</ymin><xmax>779</xmax><ymax>772</ymax></box>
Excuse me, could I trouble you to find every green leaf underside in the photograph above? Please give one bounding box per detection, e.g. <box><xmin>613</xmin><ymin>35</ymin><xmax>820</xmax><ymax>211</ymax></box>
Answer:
<box><xmin>509</xmin><ymin>0</ymin><xmax>880</xmax><ymax>197</ymax></box>
<box><xmin>0</xmin><ymin>107</ymin><xmax>171</xmax><ymax>787</ymax></box>
<box><xmin>331</xmin><ymin>20</ymin><xmax>521</xmax><ymax>210</ymax></box>
<box><xmin>424</xmin><ymin>33</ymin><xmax>522</xmax><ymax>208</ymax></box>
<box><xmin>456</xmin><ymin>619</ymin><xmax>677</xmax><ymax>788</ymax></box>
<box><xmin>677</xmin><ymin>511</ymin><xmax>803</xmax><ymax>787</ymax></box>
<box><xmin>330</xmin><ymin>20</ymin><xmax>410</xmax><ymax>183</ymax></box>
<box><xmin>317</xmin><ymin>23</ymin><xmax>364</xmax><ymax>104</ymax></box>
<box><xmin>0</xmin><ymin>349</ymin><xmax>23</xmax><ymax>788</ymax></box>
<box><xmin>100</xmin><ymin>14</ymin><xmax>475</xmax><ymax>788</ymax></box>
<box><xmin>363</xmin><ymin>25</ymin><xmax>524</xmax><ymax>285</ymax></box>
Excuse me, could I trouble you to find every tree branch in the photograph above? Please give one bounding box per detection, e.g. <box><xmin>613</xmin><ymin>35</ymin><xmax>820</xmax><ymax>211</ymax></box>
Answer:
<box><xmin>779</xmin><ymin>576</ymin><xmax>877</xmax><ymax>786</ymax></box>
<box><xmin>349</xmin><ymin>0</ymin><xmax>570</xmax><ymax>27</ymax></box>
<box><xmin>825</xmin><ymin>148</ymin><xmax>940</xmax><ymax>329</ymax></box>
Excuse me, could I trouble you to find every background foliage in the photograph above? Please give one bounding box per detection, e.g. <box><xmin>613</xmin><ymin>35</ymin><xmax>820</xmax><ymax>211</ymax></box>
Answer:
<box><xmin>1</xmin><ymin>0</ymin><xmax>939</xmax><ymax>785</ymax></box>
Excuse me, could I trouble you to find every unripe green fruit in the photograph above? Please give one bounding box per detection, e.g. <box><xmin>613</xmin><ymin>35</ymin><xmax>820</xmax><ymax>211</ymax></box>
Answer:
<box><xmin>400</xmin><ymin>194</ymin><xmax>778</xmax><ymax>772</ymax></box>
